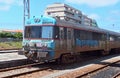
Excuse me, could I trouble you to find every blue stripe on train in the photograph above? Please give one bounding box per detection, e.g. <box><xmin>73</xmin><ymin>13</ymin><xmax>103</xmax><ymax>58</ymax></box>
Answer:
<box><xmin>76</xmin><ymin>39</ymin><xmax>99</xmax><ymax>47</ymax></box>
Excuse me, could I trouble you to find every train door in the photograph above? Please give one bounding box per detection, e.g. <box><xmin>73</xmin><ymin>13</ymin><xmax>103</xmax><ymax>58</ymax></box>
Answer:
<box><xmin>59</xmin><ymin>27</ymin><xmax>64</xmax><ymax>49</ymax></box>
<box><xmin>67</xmin><ymin>28</ymin><xmax>74</xmax><ymax>51</ymax></box>
<box><xmin>105</xmin><ymin>33</ymin><xmax>110</xmax><ymax>51</ymax></box>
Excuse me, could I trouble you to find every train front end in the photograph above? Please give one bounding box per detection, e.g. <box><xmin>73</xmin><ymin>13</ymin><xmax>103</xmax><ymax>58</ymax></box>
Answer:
<box><xmin>22</xmin><ymin>15</ymin><xmax>56</xmax><ymax>62</ymax></box>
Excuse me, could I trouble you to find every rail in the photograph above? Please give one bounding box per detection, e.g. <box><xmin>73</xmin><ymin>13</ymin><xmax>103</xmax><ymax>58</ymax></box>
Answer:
<box><xmin>0</xmin><ymin>62</ymin><xmax>43</xmax><ymax>72</ymax></box>
<box><xmin>76</xmin><ymin>60</ymin><xmax>120</xmax><ymax>78</ymax></box>
<box><xmin>112</xmin><ymin>72</ymin><xmax>120</xmax><ymax>78</ymax></box>
<box><xmin>0</xmin><ymin>62</ymin><xmax>50</xmax><ymax>78</ymax></box>
<box><xmin>2</xmin><ymin>67</ymin><xmax>49</xmax><ymax>78</ymax></box>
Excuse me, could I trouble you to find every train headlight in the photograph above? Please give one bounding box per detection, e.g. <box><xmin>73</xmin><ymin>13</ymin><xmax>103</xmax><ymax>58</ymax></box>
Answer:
<box><xmin>36</xmin><ymin>43</ymin><xmax>42</xmax><ymax>47</ymax></box>
<box><xmin>36</xmin><ymin>43</ymin><xmax>48</xmax><ymax>47</ymax></box>
<box><xmin>22</xmin><ymin>42</ymin><xmax>26</xmax><ymax>46</ymax></box>
<box><xmin>44</xmin><ymin>43</ymin><xmax>48</xmax><ymax>47</ymax></box>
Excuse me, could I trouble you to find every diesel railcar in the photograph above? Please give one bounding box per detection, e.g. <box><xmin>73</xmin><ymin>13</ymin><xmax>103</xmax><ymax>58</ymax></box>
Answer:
<box><xmin>22</xmin><ymin>15</ymin><xmax>120</xmax><ymax>63</ymax></box>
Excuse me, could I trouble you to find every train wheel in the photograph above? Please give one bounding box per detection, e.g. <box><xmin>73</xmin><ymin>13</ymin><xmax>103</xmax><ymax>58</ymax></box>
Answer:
<box><xmin>60</xmin><ymin>53</ymin><xmax>76</xmax><ymax>64</ymax></box>
<box><xmin>101</xmin><ymin>50</ymin><xmax>109</xmax><ymax>55</ymax></box>
<box><xmin>114</xmin><ymin>49</ymin><xmax>119</xmax><ymax>53</ymax></box>
<box><xmin>118</xmin><ymin>48</ymin><xmax>120</xmax><ymax>53</ymax></box>
<box><xmin>61</xmin><ymin>54</ymin><xmax>70</xmax><ymax>64</ymax></box>
<box><xmin>55</xmin><ymin>58</ymin><xmax>61</xmax><ymax>64</ymax></box>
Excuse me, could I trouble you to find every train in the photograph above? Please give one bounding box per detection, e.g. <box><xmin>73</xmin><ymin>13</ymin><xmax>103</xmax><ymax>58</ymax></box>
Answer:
<box><xmin>22</xmin><ymin>3</ymin><xmax>120</xmax><ymax>63</ymax></box>
<box><xmin>22</xmin><ymin>15</ymin><xmax>120</xmax><ymax>63</ymax></box>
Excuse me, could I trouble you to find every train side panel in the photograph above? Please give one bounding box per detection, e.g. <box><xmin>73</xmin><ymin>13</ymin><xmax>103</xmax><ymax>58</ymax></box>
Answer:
<box><xmin>53</xmin><ymin>27</ymin><xmax>120</xmax><ymax>59</ymax></box>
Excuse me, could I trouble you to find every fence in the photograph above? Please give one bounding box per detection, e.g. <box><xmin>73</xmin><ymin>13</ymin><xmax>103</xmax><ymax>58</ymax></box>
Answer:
<box><xmin>0</xmin><ymin>38</ymin><xmax>22</xmax><ymax>42</ymax></box>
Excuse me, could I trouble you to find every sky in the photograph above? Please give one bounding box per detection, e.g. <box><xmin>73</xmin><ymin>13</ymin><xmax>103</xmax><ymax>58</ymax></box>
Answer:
<box><xmin>0</xmin><ymin>0</ymin><xmax>120</xmax><ymax>32</ymax></box>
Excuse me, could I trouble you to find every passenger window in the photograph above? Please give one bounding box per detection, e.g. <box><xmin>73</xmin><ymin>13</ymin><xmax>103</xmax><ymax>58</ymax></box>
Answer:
<box><xmin>68</xmin><ymin>31</ymin><xmax>71</xmax><ymax>39</ymax></box>
<box><xmin>60</xmin><ymin>27</ymin><xmax>64</xmax><ymax>39</ymax></box>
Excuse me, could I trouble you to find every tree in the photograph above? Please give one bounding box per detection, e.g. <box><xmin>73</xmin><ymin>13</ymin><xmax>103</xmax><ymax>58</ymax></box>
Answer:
<box><xmin>0</xmin><ymin>32</ymin><xmax>12</xmax><ymax>38</ymax></box>
<box><xmin>0</xmin><ymin>32</ymin><xmax>22</xmax><ymax>39</ymax></box>
<box><xmin>13</xmin><ymin>32</ymin><xmax>23</xmax><ymax>39</ymax></box>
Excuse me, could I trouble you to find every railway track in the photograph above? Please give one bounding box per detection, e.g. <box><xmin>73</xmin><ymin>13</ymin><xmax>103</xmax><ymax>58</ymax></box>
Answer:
<box><xmin>0</xmin><ymin>53</ymin><xmax>99</xmax><ymax>78</ymax></box>
<box><xmin>0</xmin><ymin>62</ymin><xmax>49</xmax><ymax>78</ymax></box>
<box><xmin>55</xmin><ymin>54</ymin><xmax>120</xmax><ymax>78</ymax></box>
<box><xmin>0</xmin><ymin>52</ymin><xmax>119</xmax><ymax>78</ymax></box>
<box><xmin>0</xmin><ymin>48</ymin><xmax>21</xmax><ymax>50</ymax></box>
<box><xmin>0</xmin><ymin>59</ymin><xmax>33</xmax><ymax>69</ymax></box>
<box><xmin>112</xmin><ymin>72</ymin><xmax>120</xmax><ymax>78</ymax></box>
<box><xmin>14</xmin><ymin>54</ymin><xmax>119</xmax><ymax>78</ymax></box>
<box><xmin>76</xmin><ymin>60</ymin><xmax>120</xmax><ymax>78</ymax></box>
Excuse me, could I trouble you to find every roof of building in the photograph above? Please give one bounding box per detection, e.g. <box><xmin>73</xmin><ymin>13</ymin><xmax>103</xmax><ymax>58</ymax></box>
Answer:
<box><xmin>0</xmin><ymin>29</ymin><xmax>23</xmax><ymax>33</ymax></box>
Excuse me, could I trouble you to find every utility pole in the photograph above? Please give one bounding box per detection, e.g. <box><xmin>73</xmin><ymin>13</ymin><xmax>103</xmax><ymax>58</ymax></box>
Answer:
<box><xmin>23</xmin><ymin>0</ymin><xmax>30</xmax><ymax>40</ymax></box>
<box><xmin>23</xmin><ymin>0</ymin><xmax>30</xmax><ymax>26</ymax></box>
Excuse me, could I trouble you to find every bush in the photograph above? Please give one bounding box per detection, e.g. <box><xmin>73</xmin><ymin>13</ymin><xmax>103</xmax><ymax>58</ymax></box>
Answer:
<box><xmin>0</xmin><ymin>32</ymin><xmax>22</xmax><ymax>39</ymax></box>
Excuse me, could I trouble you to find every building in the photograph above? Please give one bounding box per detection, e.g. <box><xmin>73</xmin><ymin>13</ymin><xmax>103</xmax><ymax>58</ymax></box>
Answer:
<box><xmin>82</xmin><ymin>15</ymin><xmax>91</xmax><ymax>26</ymax></box>
<box><xmin>0</xmin><ymin>29</ymin><xmax>23</xmax><ymax>34</ymax></box>
<box><xmin>45</xmin><ymin>3</ymin><xmax>98</xmax><ymax>27</ymax></box>
<box><xmin>45</xmin><ymin>3</ymin><xmax>82</xmax><ymax>25</ymax></box>
<box><xmin>91</xmin><ymin>19</ymin><xmax>98</xmax><ymax>27</ymax></box>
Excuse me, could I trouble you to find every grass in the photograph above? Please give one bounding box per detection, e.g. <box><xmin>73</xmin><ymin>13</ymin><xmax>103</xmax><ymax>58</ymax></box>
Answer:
<box><xmin>0</xmin><ymin>41</ymin><xmax>22</xmax><ymax>50</ymax></box>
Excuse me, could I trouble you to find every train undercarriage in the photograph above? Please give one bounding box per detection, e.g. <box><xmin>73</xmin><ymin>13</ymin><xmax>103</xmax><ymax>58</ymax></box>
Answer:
<box><xmin>22</xmin><ymin>47</ymin><xmax>120</xmax><ymax>64</ymax></box>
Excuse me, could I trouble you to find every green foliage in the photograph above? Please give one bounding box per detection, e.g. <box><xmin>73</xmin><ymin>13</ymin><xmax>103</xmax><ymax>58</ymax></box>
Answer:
<box><xmin>0</xmin><ymin>32</ymin><xmax>12</xmax><ymax>38</ymax></box>
<box><xmin>13</xmin><ymin>32</ymin><xmax>23</xmax><ymax>39</ymax></box>
<box><xmin>0</xmin><ymin>32</ymin><xmax>22</xmax><ymax>39</ymax></box>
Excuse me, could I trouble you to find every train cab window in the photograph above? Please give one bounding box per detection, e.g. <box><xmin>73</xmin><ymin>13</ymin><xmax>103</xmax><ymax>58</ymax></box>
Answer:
<box><xmin>24</xmin><ymin>26</ymin><xmax>42</xmax><ymax>38</ymax></box>
<box><xmin>42</xmin><ymin>26</ymin><xmax>53</xmax><ymax>38</ymax></box>
<box><xmin>31</xmin><ymin>26</ymin><xmax>42</xmax><ymax>38</ymax></box>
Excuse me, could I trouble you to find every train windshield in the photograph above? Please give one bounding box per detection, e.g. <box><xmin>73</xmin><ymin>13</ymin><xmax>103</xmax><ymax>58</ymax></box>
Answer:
<box><xmin>24</xmin><ymin>26</ymin><xmax>53</xmax><ymax>38</ymax></box>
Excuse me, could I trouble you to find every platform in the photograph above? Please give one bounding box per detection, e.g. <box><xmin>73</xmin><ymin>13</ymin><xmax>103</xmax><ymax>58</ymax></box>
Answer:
<box><xmin>0</xmin><ymin>53</ymin><xmax>26</xmax><ymax>62</ymax></box>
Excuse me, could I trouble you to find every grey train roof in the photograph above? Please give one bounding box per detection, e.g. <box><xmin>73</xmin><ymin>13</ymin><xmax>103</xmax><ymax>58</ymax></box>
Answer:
<box><xmin>56</xmin><ymin>19</ymin><xmax>120</xmax><ymax>37</ymax></box>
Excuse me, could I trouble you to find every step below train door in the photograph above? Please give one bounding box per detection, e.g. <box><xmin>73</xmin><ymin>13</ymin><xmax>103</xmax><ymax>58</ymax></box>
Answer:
<box><xmin>67</xmin><ymin>28</ymin><xmax>74</xmax><ymax>52</ymax></box>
